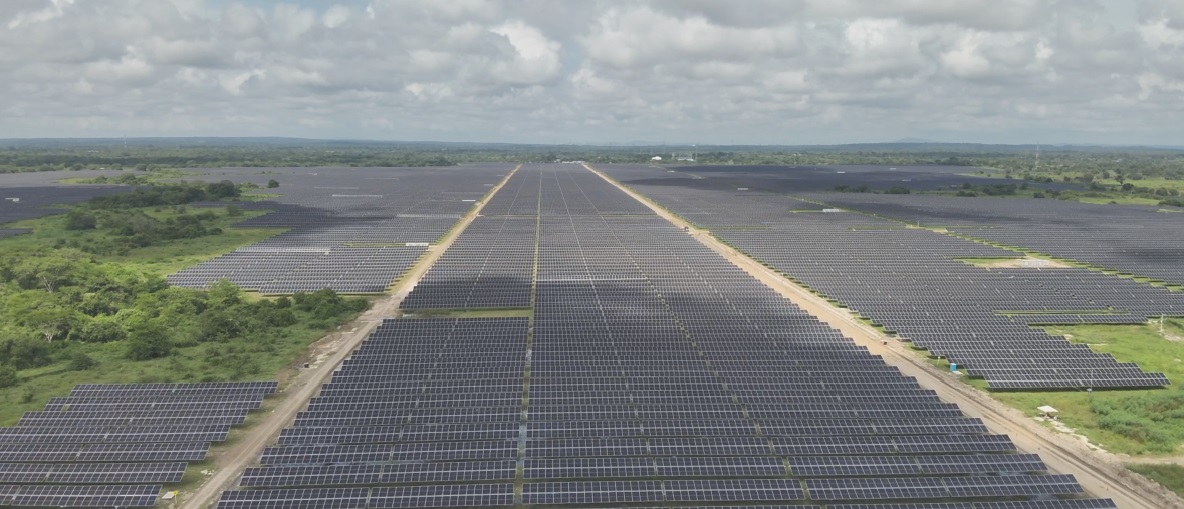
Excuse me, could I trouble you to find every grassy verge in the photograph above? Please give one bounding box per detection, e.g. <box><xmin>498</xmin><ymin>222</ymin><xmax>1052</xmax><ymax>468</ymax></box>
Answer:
<box><xmin>979</xmin><ymin>321</ymin><xmax>1184</xmax><ymax>456</ymax></box>
<box><xmin>1128</xmin><ymin>464</ymin><xmax>1184</xmax><ymax>498</ymax></box>
<box><xmin>404</xmin><ymin>308</ymin><xmax>534</xmax><ymax>319</ymax></box>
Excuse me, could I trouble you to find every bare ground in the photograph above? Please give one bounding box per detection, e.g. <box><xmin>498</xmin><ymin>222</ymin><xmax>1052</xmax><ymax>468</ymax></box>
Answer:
<box><xmin>585</xmin><ymin>163</ymin><xmax>1184</xmax><ymax>509</ymax></box>
<box><xmin>177</xmin><ymin>165</ymin><xmax>521</xmax><ymax>509</ymax></box>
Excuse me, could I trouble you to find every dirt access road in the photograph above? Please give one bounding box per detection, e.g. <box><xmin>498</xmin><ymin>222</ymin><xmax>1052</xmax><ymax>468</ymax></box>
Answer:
<box><xmin>179</xmin><ymin>165</ymin><xmax>521</xmax><ymax>509</ymax></box>
<box><xmin>585</xmin><ymin>163</ymin><xmax>1183</xmax><ymax>509</ymax></box>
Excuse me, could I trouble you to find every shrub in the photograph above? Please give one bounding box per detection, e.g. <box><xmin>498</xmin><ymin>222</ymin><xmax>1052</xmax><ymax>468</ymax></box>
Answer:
<box><xmin>72</xmin><ymin>319</ymin><xmax>127</xmax><ymax>343</ymax></box>
<box><xmin>0</xmin><ymin>365</ymin><xmax>19</xmax><ymax>389</ymax></box>
<box><xmin>0</xmin><ymin>337</ymin><xmax>53</xmax><ymax>370</ymax></box>
<box><xmin>267</xmin><ymin>179</ymin><xmax>280</xmax><ymax>188</ymax></box>
<box><xmin>68</xmin><ymin>352</ymin><xmax>97</xmax><ymax>371</ymax></box>
<box><xmin>126</xmin><ymin>322</ymin><xmax>173</xmax><ymax>360</ymax></box>
<box><xmin>64</xmin><ymin>211</ymin><xmax>97</xmax><ymax>230</ymax></box>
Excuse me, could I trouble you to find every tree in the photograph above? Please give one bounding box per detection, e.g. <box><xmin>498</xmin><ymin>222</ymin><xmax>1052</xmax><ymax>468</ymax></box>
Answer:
<box><xmin>10</xmin><ymin>249</ymin><xmax>89</xmax><ymax>293</ymax></box>
<box><xmin>207</xmin><ymin>279</ymin><xmax>243</xmax><ymax>309</ymax></box>
<box><xmin>126</xmin><ymin>321</ymin><xmax>173</xmax><ymax>360</ymax></box>
<box><xmin>267</xmin><ymin>179</ymin><xmax>279</xmax><ymax>188</ymax></box>
<box><xmin>23</xmin><ymin>306</ymin><xmax>75</xmax><ymax>342</ymax></box>
<box><xmin>206</xmin><ymin>180</ymin><xmax>240</xmax><ymax>199</ymax></box>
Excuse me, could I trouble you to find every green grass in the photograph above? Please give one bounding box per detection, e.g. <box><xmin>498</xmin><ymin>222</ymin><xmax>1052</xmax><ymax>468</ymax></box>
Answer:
<box><xmin>0</xmin><ymin>206</ymin><xmax>285</xmax><ymax>277</ymax></box>
<box><xmin>404</xmin><ymin>308</ymin><xmax>534</xmax><ymax>319</ymax></box>
<box><xmin>240</xmin><ymin>193</ymin><xmax>282</xmax><ymax>202</ymax></box>
<box><xmin>1128</xmin><ymin>463</ymin><xmax>1184</xmax><ymax>498</ymax></box>
<box><xmin>983</xmin><ymin>321</ymin><xmax>1184</xmax><ymax>456</ymax></box>
<box><xmin>954</xmin><ymin>257</ymin><xmax>1024</xmax><ymax>266</ymax></box>
<box><xmin>1077</xmin><ymin>196</ymin><xmax>1162</xmax><ymax>205</ymax></box>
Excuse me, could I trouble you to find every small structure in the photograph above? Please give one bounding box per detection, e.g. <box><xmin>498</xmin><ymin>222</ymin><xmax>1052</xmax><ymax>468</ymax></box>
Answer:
<box><xmin>651</xmin><ymin>156</ymin><xmax>663</xmax><ymax>161</ymax></box>
<box><xmin>1037</xmin><ymin>405</ymin><xmax>1059</xmax><ymax>419</ymax></box>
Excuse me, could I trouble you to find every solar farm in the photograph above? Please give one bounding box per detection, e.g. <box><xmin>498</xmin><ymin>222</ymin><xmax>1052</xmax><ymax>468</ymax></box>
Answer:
<box><xmin>208</xmin><ymin>165</ymin><xmax>1118</xmax><ymax>509</ymax></box>
<box><xmin>167</xmin><ymin>165</ymin><xmax>512</xmax><ymax>293</ymax></box>
<box><xmin>600</xmin><ymin>165</ymin><xmax>1183</xmax><ymax>391</ymax></box>
<box><xmin>0</xmin><ymin>182</ymin><xmax>127</xmax><ymax>239</ymax></box>
<box><xmin>5</xmin><ymin>161</ymin><xmax>1179</xmax><ymax>508</ymax></box>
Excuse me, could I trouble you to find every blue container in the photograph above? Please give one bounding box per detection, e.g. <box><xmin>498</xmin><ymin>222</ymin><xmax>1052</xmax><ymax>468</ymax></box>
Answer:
<box><xmin>951</xmin><ymin>363</ymin><xmax>958</xmax><ymax>372</ymax></box>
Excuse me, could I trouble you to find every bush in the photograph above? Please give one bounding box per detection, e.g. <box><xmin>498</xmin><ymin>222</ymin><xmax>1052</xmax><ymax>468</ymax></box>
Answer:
<box><xmin>0</xmin><ymin>365</ymin><xmax>19</xmax><ymax>388</ymax></box>
<box><xmin>1092</xmin><ymin>393</ymin><xmax>1184</xmax><ymax>453</ymax></box>
<box><xmin>126</xmin><ymin>322</ymin><xmax>173</xmax><ymax>360</ymax></box>
<box><xmin>206</xmin><ymin>180</ymin><xmax>240</xmax><ymax>199</ymax></box>
<box><xmin>68</xmin><ymin>352</ymin><xmax>97</xmax><ymax>371</ymax></box>
<box><xmin>267</xmin><ymin>179</ymin><xmax>280</xmax><ymax>188</ymax></box>
<box><xmin>72</xmin><ymin>319</ymin><xmax>127</xmax><ymax>343</ymax></box>
<box><xmin>885</xmin><ymin>185</ymin><xmax>911</xmax><ymax>195</ymax></box>
<box><xmin>1160</xmin><ymin>198</ymin><xmax>1184</xmax><ymax>208</ymax></box>
<box><xmin>0</xmin><ymin>337</ymin><xmax>53</xmax><ymax>370</ymax></box>
<box><xmin>64</xmin><ymin>211</ymin><xmax>97</xmax><ymax>230</ymax></box>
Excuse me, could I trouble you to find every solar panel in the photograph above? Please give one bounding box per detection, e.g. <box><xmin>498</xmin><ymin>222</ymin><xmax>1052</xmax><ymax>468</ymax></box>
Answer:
<box><xmin>209</xmin><ymin>164</ymin><xmax>1104</xmax><ymax>509</ymax></box>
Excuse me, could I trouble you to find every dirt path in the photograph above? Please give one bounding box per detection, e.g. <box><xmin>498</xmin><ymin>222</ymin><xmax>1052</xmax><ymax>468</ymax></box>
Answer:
<box><xmin>179</xmin><ymin>165</ymin><xmax>521</xmax><ymax>509</ymax></box>
<box><xmin>585</xmin><ymin>164</ymin><xmax>1184</xmax><ymax>509</ymax></box>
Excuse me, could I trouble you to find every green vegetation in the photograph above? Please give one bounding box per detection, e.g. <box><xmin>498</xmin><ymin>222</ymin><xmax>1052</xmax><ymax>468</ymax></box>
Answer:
<box><xmin>0</xmin><ymin>185</ymin><xmax>373</xmax><ymax>425</ymax></box>
<box><xmin>0</xmin><ymin>204</ymin><xmax>280</xmax><ymax>275</ymax></box>
<box><xmin>405</xmin><ymin>308</ymin><xmax>534</xmax><ymax>319</ymax></box>
<box><xmin>983</xmin><ymin>320</ymin><xmax>1184</xmax><ymax>455</ymax></box>
<box><xmin>3</xmin><ymin>139</ymin><xmax>1181</xmax><ymax>176</ymax></box>
<box><xmin>1128</xmin><ymin>464</ymin><xmax>1184</xmax><ymax>498</ymax></box>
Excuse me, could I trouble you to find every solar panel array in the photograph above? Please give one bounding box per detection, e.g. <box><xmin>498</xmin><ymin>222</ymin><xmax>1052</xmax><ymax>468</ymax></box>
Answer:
<box><xmin>793</xmin><ymin>193</ymin><xmax>1184</xmax><ymax>287</ymax></box>
<box><xmin>0</xmin><ymin>382</ymin><xmax>276</xmax><ymax>508</ymax></box>
<box><xmin>0</xmin><ymin>181</ymin><xmax>128</xmax><ymax>231</ymax></box>
<box><xmin>217</xmin><ymin>164</ymin><xmax>1114</xmax><ymax>508</ymax></box>
<box><xmin>167</xmin><ymin>166</ymin><xmax>512</xmax><ymax>294</ymax></box>
<box><xmin>402</xmin><ymin>169</ymin><xmax>544</xmax><ymax>310</ymax></box>
<box><xmin>600</xmin><ymin>165</ymin><xmax>1173</xmax><ymax>390</ymax></box>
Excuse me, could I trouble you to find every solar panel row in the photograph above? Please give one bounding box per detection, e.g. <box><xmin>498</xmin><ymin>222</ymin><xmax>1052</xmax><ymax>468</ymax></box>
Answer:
<box><xmin>0</xmin><ymin>381</ymin><xmax>277</xmax><ymax>508</ymax></box>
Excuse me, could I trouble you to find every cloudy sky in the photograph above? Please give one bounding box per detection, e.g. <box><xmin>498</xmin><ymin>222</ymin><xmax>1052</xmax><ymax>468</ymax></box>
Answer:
<box><xmin>1</xmin><ymin>0</ymin><xmax>1182</xmax><ymax>145</ymax></box>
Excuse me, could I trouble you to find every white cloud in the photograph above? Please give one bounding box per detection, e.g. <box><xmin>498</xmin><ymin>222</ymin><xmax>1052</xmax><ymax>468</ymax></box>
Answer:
<box><xmin>322</xmin><ymin>5</ymin><xmax>351</xmax><ymax>29</ymax></box>
<box><xmin>1140</xmin><ymin>17</ymin><xmax>1184</xmax><ymax>48</ymax></box>
<box><xmin>489</xmin><ymin>20</ymin><xmax>561</xmax><ymax>84</ymax></box>
<box><xmin>6</xmin><ymin>0</ymin><xmax>74</xmax><ymax>30</ymax></box>
<box><xmin>0</xmin><ymin>0</ymin><xmax>1180</xmax><ymax>144</ymax></box>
